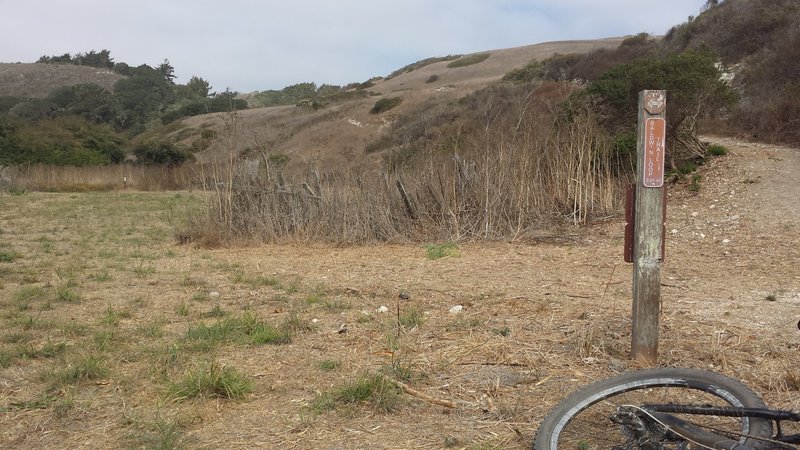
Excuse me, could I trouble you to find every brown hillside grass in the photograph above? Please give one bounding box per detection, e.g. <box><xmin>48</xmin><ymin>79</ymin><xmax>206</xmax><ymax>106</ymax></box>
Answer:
<box><xmin>176</xmin><ymin>39</ymin><xmax>625</xmax><ymax>173</ymax></box>
<box><xmin>0</xmin><ymin>63</ymin><xmax>123</xmax><ymax>98</ymax></box>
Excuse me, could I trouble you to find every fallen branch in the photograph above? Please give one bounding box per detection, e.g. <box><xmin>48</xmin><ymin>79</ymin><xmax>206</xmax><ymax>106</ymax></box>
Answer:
<box><xmin>382</xmin><ymin>375</ymin><xmax>455</xmax><ymax>408</ymax></box>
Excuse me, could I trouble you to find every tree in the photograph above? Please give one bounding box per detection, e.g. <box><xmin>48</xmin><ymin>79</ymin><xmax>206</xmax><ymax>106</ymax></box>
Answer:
<box><xmin>8</xmin><ymin>99</ymin><xmax>57</xmax><ymax>121</ymax></box>
<box><xmin>48</xmin><ymin>84</ymin><xmax>113</xmax><ymax>123</ymax></box>
<box><xmin>1</xmin><ymin>116</ymin><xmax>124</xmax><ymax>166</ymax></box>
<box><xmin>186</xmin><ymin>76</ymin><xmax>211</xmax><ymax>97</ymax></box>
<box><xmin>582</xmin><ymin>49</ymin><xmax>736</xmax><ymax>166</ymax></box>
<box><xmin>113</xmin><ymin>62</ymin><xmax>132</xmax><ymax>76</ymax></box>
<box><xmin>157</xmin><ymin>59</ymin><xmax>176</xmax><ymax>83</ymax></box>
<box><xmin>208</xmin><ymin>89</ymin><xmax>247</xmax><ymax>112</ymax></box>
<box><xmin>112</xmin><ymin>64</ymin><xmax>174</xmax><ymax>129</ymax></box>
<box><xmin>75</xmin><ymin>49</ymin><xmax>114</xmax><ymax>69</ymax></box>
<box><xmin>133</xmin><ymin>141</ymin><xmax>191</xmax><ymax>166</ymax></box>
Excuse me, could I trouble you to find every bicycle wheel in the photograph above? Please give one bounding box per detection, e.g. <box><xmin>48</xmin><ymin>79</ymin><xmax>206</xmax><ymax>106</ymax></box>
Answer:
<box><xmin>533</xmin><ymin>368</ymin><xmax>774</xmax><ymax>450</ymax></box>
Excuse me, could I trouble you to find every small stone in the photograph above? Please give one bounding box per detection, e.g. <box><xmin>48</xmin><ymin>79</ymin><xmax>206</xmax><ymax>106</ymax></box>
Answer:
<box><xmin>338</xmin><ymin>324</ymin><xmax>348</xmax><ymax>334</ymax></box>
<box><xmin>312</xmin><ymin>318</ymin><xmax>319</xmax><ymax>323</ymax></box>
<box><xmin>449</xmin><ymin>305</ymin><xmax>463</xmax><ymax>314</ymax></box>
<box><xmin>376</xmin><ymin>305</ymin><xmax>389</xmax><ymax>313</ymax></box>
<box><xmin>670</xmin><ymin>229</ymin><xmax>678</xmax><ymax>235</ymax></box>
<box><xmin>691</xmin><ymin>212</ymin><xmax>699</xmax><ymax>217</ymax></box>
<box><xmin>209</xmin><ymin>291</ymin><xmax>220</xmax><ymax>298</ymax></box>
<box><xmin>700</xmin><ymin>233</ymin><xmax>706</xmax><ymax>239</ymax></box>
<box><xmin>398</xmin><ymin>292</ymin><xmax>410</xmax><ymax>300</ymax></box>
<box><xmin>722</xmin><ymin>239</ymin><xmax>730</xmax><ymax>244</ymax></box>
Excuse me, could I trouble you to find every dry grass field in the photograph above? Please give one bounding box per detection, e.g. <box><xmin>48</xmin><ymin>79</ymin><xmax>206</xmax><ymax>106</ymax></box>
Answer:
<box><xmin>0</xmin><ymin>136</ymin><xmax>798</xmax><ymax>449</ymax></box>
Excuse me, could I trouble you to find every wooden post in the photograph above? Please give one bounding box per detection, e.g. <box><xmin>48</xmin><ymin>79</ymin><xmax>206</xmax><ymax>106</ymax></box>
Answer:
<box><xmin>631</xmin><ymin>90</ymin><xmax>667</xmax><ymax>364</ymax></box>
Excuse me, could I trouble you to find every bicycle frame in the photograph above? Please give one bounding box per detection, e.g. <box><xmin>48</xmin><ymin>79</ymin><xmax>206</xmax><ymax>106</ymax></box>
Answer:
<box><xmin>644</xmin><ymin>403</ymin><xmax>800</xmax><ymax>445</ymax></box>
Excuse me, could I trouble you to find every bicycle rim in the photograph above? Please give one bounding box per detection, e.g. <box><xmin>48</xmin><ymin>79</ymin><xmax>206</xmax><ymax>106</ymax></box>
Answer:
<box><xmin>534</xmin><ymin>369</ymin><xmax>773</xmax><ymax>450</ymax></box>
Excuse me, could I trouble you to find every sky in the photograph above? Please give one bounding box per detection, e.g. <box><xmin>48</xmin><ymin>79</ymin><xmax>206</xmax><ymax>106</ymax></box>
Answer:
<box><xmin>2</xmin><ymin>0</ymin><xmax>706</xmax><ymax>93</ymax></box>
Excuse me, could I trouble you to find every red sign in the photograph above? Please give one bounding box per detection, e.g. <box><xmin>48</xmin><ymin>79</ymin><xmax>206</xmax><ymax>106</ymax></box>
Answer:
<box><xmin>643</xmin><ymin>118</ymin><xmax>665</xmax><ymax>188</ymax></box>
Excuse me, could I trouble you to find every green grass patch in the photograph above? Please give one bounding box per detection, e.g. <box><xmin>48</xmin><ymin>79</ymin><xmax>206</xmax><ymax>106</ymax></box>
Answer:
<box><xmin>14</xmin><ymin>285</ymin><xmax>46</xmax><ymax>304</ymax></box>
<box><xmin>127</xmin><ymin>412</ymin><xmax>186</xmax><ymax>450</ymax></box>
<box><xmin>56</xmin><ymin>286</ymin><xmax>80</xmax><ymax>303</ymax></box>
<box><xmin>168</xmin><ymin>360</ymin><xmax>251</xmax><ymax>400</ymax></box>
<box><xmin>232</xmin><ymin>272</ymin><xmax>279</xmax><ymax>289</ymax></box>
<box><xmin>312</xmin><ymin>373</ymin><xmax>400</xmax><ymax>413</ymax></box>
<box><xmin>184</xmin><ymin>311</ymin><xmax>293</xmax><ymax>350</ymax></box>
<box><xmin>89</xmin><ymin>270</ymin><xmax>112</xmax><ymax>282</ymax></box>
<box><xmin>44</xmin><ymin>355</ymin><xmax>108</xmax><ymax>386</ymax></box>
<box><xmin>16</xmin><ymin>340</ymin><xmax>67</xmax><ymax>359</ymax></box>
<box><xmin>176</xmin><ymin>302</ymin><xmax>190</xmax><ymax>316</ymax></box>
<box><xmin>101</xmin><ymin>306</ymin><xmax>131</xmax><ymax>326</ymax></box>
<box><xmin>249</xmin><ymin>322</ymin><xmax>291</xmax><ymax>345</ymax></box>
<box><xmin>447</xmin><ymin>53</ymin><xmax>490</xmax><ymax>68</ymax></box>
<box><xmin>94</xmin><ymin>330</ymin><xmax>117</xmax><ymax>351</ymax></box>
<box><xmin>318</xmin><ymin>359</ymin><xmax>340</xmax><ymax>371</ymax></box>
<box><xmin>132</xmin><ymin>259</ymin><xmax>156</xmax><ymax>277</ymax></box>
<box><xmin>57</xmin><ymin>321</ymin><xmax>89</xmax><ymax>338</ymax></box>
<box><xmin>689</xmin><ymin>174</ymin><xmax>702</xmax><ymax>192</ymax></box>
<box><xmin>425</xmin><ymin>242</ymin><xmax>459</xmax><ymax>260</ymax></box>
<box><xmin>399</xmin><ymin>306</ymin><xmax>424</xmax><ymax>329</ymax></box>
<box><xmin>0</xmin><ymin>250</ymin><xmax>18</xmax><ymax>263</ymax></box>
<box><xmin>706</xmin><ymin>144</ymin><xmax>728</xmax><ymax>156</ymax></box>
<box><xmin>0</xmin><ymin>350</ymin><xmax>13</xmax><ymax>368</ymax></box>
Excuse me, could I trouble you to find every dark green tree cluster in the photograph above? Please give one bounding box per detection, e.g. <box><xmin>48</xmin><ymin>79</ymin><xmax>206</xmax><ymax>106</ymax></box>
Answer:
<box><xmin>579</xmin><ymin>49</ymin><xmax>736</xmax><ymax>168</ymax></box>
<box><xmin>0</xmin><ymin>115</ymin><xmax>123</xmax><ymax>165</ymax></box>
<box><xmin>1</xmin><ymin>50</ymin><xmax>236</xmax><ymax>166</ymax></box>
<box><xmin>252</xmin><ymin>82</ymin><xmax>366</xmax><ymax>108</ymax></box>
<box><xmin>37</xmin><ymin>49</ymin><xmax>114</xmax><ymax>69</ymax></box>
<box><xmin>161</xmin><ymin>87</ymin><xmax>247</xmax><ymax>124</ymax></box>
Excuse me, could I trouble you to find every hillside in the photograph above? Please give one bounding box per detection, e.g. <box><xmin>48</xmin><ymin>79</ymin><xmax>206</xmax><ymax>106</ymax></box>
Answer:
<box><xmin>0</xmin><ymin>63</ymin><xmax>123</xmax><ymax>98</ymax></box>
<box><xmin>174</xmin><ymin>38</ymin><xmax>625</xmax><ymax>171</ymax></box>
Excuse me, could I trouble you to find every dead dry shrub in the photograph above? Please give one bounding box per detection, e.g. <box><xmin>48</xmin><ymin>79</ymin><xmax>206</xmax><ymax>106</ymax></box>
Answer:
<box><xmin>185</xmin><ymin>106</ymin><xmax>621</xmax><ymax>245</ymax></box>
<box><xmin>7</xmin><ymin>163</ymin><xmax>203</xmax><ymax>191</ymax></box>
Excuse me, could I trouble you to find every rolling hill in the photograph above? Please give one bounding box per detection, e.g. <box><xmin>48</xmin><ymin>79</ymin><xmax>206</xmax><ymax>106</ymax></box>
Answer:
<box><xmin>171</xmin><ymin>38</ymin><xmax>625</xmax><ymax>172</ymax></box>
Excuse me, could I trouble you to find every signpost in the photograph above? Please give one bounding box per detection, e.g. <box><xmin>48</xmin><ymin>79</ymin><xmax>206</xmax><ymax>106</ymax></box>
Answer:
<box><xmin>630</xmin><ymin>90</ymin><xmax>666</xmax><ymax>364</ymax></box>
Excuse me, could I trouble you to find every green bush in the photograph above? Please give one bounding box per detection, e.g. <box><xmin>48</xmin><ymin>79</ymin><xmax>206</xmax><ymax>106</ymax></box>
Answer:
<box><xmin>133</xmin><ymin>141</ymin><xmax>191</xmax><ymax>167</ymax></box>
<box><xmin>1</xmin><ymin>115</ymin><xmax>124</xmax><ymax>166</ymax></box>
<box><xmin>706</xmin><ymin>144</ymin><xmax>728</xmax><ymax>156</ymax></box>
<box><xmin>369</xmin><ymin>97</ymin><xmax>403</xmax><ymax>114</ymax></box>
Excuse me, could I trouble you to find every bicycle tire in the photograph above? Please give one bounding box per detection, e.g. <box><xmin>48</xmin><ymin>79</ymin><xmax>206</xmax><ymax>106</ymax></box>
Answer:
<box><xmin>533</xmin><ymin>368</ymin><xmax>774</xmax><ymax>450</ymax></box>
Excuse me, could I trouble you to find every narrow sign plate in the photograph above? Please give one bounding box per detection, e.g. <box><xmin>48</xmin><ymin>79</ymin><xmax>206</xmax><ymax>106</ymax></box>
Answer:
<box><xmin>643</xmin><ymin>118</ymin><xmax>665</xmax><ymax>188</ymax></box>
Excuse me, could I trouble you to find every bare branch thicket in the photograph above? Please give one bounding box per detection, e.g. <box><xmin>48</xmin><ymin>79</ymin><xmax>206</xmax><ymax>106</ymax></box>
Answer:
<box><xmin>193</xmin><ymin>107</ymin><xmax>622</xmax><ymax>245</ymax></box>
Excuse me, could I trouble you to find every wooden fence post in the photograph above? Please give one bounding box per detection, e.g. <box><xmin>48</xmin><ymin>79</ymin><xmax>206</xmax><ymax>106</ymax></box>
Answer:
<box><xmin>631</xmin><ymin>90</ymin><xmax>667</xmax><ymax>364</ymax></box>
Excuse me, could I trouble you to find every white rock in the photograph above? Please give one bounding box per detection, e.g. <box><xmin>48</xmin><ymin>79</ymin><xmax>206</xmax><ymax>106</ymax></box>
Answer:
<box><xmin>376</xmin><ymin>305</ymin><xmax>390</xmax><ymax>313</ymax></box>
<box><xmin>722</xmin><ymin>239</ymin><xmax>730</xmax><ymax>244</ymax></box>
<box><xmin>670</xmin><ymin>229</ymin><xmax>678</xmax><ymax>235</ymax></box>
<box><xmin>449</xmin><ymin>305</ymin><xmax>464</xmax><ymax>314</ymax></box>
<box><xmin>312</xmin><ymin>318</ymin><xmax>319</xmax><ymax>323</ymax></box>
<box><xmin>209</xmin><ymin>291</ymin><xmax>220</xmax><ymax>298</ymax></box>
<box><xmin>691</xmin><ymin>212</ymin><xmax>699</xmax><ymax>217</ymax></box>
<box><xmin>700</xmin><ymin>233</ymin><xmax>706</xmax><ymax>239</ymax></box>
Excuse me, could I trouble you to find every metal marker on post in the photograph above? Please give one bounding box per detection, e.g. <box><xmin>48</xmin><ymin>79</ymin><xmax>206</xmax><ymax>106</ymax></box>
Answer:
<box><xmin>631</xmin><ymin>90</ymin><xmax>666</xmax><ymax>364</ymax></box>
